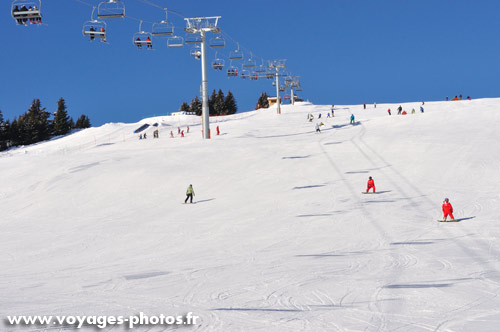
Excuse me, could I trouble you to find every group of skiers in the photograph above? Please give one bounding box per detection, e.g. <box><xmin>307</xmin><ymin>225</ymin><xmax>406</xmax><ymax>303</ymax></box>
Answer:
<box><xmin>184</xmin><ymin>177</ymin><xmax>455</xmax><ymax>220</ymax></box>
<box><xmin>135</xmin><ymin>36</ymin><xmax>153</xmax><ymax>49</ymax></box>
<box><xmin>446</xmin><ymin>94</ymin><xmax>471</xmax><ymax>101</ymax></box>
<box><xmin>387</xmin><ymin>104</ymin><xmax>424</xmax><ymax>115</ymax></box>
<box><xmin>12</xmin><ymin>5</ymin><xmax>42</xmax><ymax>25</ymax></box>
<box><xmin>88</xmin><ymin>26</ymin><xmax>106</xmax><ymax>42</ymax></box>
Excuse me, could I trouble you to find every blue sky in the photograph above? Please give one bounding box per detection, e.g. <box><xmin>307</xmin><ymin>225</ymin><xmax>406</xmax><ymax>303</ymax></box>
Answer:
<box><xmin>1</xmin><ymin>0</ymin><xmax>500</xmax><ymax>126</ymax></box>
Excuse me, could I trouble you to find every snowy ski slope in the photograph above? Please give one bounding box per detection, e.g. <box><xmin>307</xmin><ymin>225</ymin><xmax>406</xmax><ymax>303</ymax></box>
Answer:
<box><xmin>1</xmin><ymin>99</ymin><xmax>500</xmax><ymax>331</ymax></box>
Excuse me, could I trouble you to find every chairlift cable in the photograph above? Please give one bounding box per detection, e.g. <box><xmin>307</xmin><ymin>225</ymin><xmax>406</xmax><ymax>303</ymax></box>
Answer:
<box><xmin>74</xmin><ymin>0</ymin><xmax>94</xmax><ymax>7</ymax></box>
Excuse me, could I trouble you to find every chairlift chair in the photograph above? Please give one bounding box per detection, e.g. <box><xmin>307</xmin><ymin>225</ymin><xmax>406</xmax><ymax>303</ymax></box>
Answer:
<box><xmin>133</xmin><ymin>21</ymin><xmax>153</xmax><ymax>50</ymax></box>
<box><xmin>279</xmin><ymin>85</ymin><xmax>286</xmax><ymax>92</ymax></box>
<box><xmin>190</xmin><ymin>45</ymin><xmax>202</xmax><ymax>59</ymax></box>
<box><xmin>97</xmin><ymin>0</ymin><xmax>125</xmax><ymax>19</ymax></box>
<box><xmin>240</xmin><ymin>69</ymin><xmax>250</xmax><ymax>80</ymax></box>
<box><xmin>209</xmin><ymin>34</ymin><xmax>225</xmax><ymax>48</ymax></box>
<box><xmin>243</xmin><ymin>53</ymin><xmax>256</xmax><ymax>68</ymax></box>
<box><xmin>185</xmin><ymin>34</ymin><xmax>202</xmax><ymax>44</ymax></box>
<box><xmin>167</xmin><ymin>35</ymin><xmax>184</xmax><ymax>48</ymax></box>
<box><xmin>229</xmin><ymin>43</ymin><xmax>243</xmax><ymax>60</ymax></box>
<box><xmin>82</xmin><ymin>7</ymin><xmax>107</xmax><ymax>42</ymax></box>
<box><xmin>12</xmin><ymin>0</ymin><xmax>42</xmax><ymax>25</ymax></box>
<box><xmin>227</xmin><ymin>61</ymin><xmax>238</xmax><ymax>78</ymax></box>
<box><xmin>212</xmin><ymin>52</ymin><xmax>225</xmax><ymax>70</ymax></box>
<box><xmin>152</xmin><ymin>8</ymin><xmax>174</xmax><ymax>36</ymax></box>
<box><xmin>83</xmin><ymin>20</ymin><xmax>107</xmax><ymax>42</ymax></box>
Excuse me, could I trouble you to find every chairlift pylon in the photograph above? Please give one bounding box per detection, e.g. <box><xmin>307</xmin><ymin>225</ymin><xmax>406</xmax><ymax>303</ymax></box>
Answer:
<box><xmin>152</xmin><ymin>8</ymin><xmax>174</xmax><ymax>36</ymax></box>
<box><xmin>97</xmin><ymin>0</ymin><xmax>125</xmax><ymax>19</ymax></box>
<box><xmin>12</xmin><ymin>0</ymin><xmax>42</xmax><ymax>25</ymax></box>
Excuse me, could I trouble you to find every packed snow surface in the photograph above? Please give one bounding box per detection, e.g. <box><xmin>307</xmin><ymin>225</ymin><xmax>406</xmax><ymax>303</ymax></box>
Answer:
<box><xmin>1</xmin><ymin>99</ymin><xmax>500</xmax><ymax>331</ymax></box>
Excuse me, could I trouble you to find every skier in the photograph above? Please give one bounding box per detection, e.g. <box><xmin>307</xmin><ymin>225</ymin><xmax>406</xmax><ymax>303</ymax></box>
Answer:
<box><xmin>187</xmin><ymin>126</ymin><xmax>190</xmax><ymax>133</ymax></box>
<box><xmin>318</xmin><ymin>113</ymin><xmax>322</xmax><ymax>119</ymax></box>
<box><xmin>442</xmin><ymin>198</ymin><xmax>454</xmax><ymax>221</ymax></box>
<box><xmin>181</xmin><ymin>130</ymin><xmax>184</xmax><ymax>138</ymax></box>
<box><xmin>366</xmin><ymin>176</ymin><xmax>375</xmax><ymax>193</ymax></box>
<box><xmin>420</xmin><ymin>106</ymin><xmax>424</xmax><ymax>113</ymax></box>
<box><xmin>363</xmin><ymin>103</ymin><xmax>366</xmax><ymax>110</ymax></box>
<box><xmin>402</xmin><ymin>110</ymin><xmax>407</xmax><ymax>115</ymax></box>
<box><xmin>350</xmin><ymin>114</ymin><xmax>355</xmax><ymax>124</ymax></box>
<box><xmin>397</xmin><ymin>105</ymin><xmax>403</xmax><ymax>115</ymax></box>
<box><xmin>315</xmin><ymin>122</ymin><xmax>321</xmax><ymax>133</ymax></box>
<box><xmin>216</xmin><ymin>126</ymin><xmax>220</xmax><ymax>135</ymax></box>
<box><xmin>387</xmin><ymin>108</ymin><xmax>391</xmax><ymax>115</ymax></box>
<box><xmin>411</xmin><ymin>108</ymin><xmax>416</xmax><ymax>114</ymax></box>
<box><xmin>170</xmin><ymin>130</ymin><xmax>174</xmax><ymax>138</ymax></box>
<box><xmin>374</xmin><ymin>102</ymin><xmax>376</xmax><ymax>108</ymax></box>
<box><xmin>327</xmin><ymin>113</ymin><xmax>331</xmax><ymax>118</ymax></box>
<box><xmin>185</xmin><ymin>184</ymin><xmax>195</xmax><ymax>204</ymax></box>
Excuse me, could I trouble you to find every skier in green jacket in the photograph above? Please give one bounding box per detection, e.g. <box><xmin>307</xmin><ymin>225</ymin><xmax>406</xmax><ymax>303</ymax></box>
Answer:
<box><xmin>185</xmin><ymin>184</ymin><xmax>195</xmax><ymax>204</ymax></box>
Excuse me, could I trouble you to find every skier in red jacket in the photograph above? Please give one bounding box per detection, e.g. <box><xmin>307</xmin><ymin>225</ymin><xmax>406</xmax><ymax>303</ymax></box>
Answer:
<box><xmin>366</xmin><ymin>176</ymin><xmax>375</xmax><ymax>193</ymax></box>
<box><xmin>442</xmin><ymin>198</ymin><xmax>454</xmax><ymax>220</ymax></box>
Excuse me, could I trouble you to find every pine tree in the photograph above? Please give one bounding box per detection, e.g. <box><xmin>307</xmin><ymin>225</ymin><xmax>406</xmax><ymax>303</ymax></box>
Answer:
<box><xmin>53</xmin><ymin>98</ymin><xmax>71</xmax><ymax>136</ymax></box>
<box><xmin>224</xmin><ymin>91</ymin><xmax>238</xmax><ymax>115</ymax></box>
<box><xmin>209</xmin><ymin>90</ymin><xmax>217</xmax><ymax>115</ymax></box>
<box><xmin>0</xmin><ymin>110</ymin><xmax>7</xmax><ymax>151</ymax></box>
<box><xmin>179</xmin><ymin>102</ymin><xmax>191</xmax><ymax>113</ymax></box>
<box><xmin>190</xmin><ymin>96</ymin><xmax>202</xmax><ymax>116</ymax></box>
<box><xmin>214</xmin><ymin>89</ymin><xmax>226</xmax><ymax>115</ymax></box>
<box><xmin>75</xmin><ymin>115</ymin><xmax>91</xmax><ymax>129</ymax></box>
<box><xmin>257</xmin><ymin>92</ymin><xmax>270</xmax><ymax>109</ymax></box>
<box><xmin>69</xmin><ymin>117</ymin><xmax>75</xmax><ymax>129</ymax></box>
<box><xmin>23</xmin><ymin>99</ymin><xmax>51</xmax><ymax>145</ymax></box>
<box><xmin>9</xmin><ymin>118</ymin><xmax>20</xmax><ymax>147</ymax></box>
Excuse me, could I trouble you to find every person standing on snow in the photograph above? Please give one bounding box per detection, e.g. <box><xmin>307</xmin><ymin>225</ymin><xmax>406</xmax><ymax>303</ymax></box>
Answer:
<box><xmin>315</xmin><ymin>122</ymin><xmax>321</xmax><ymax>133</ymax></box>
<box><xmin>350</xmin><ymin>114</ymin><xmax>355</xmax><ymax>124</ymax></box>
<box><xmin>185</xmin><ymin>184</ymin><xmax>195</xmax><ymax>204</ymax></box>
<box><xmin>387</xmin><ymin>109</ymin><xmax>391</xmax><ymax>115</ymax></box>
<box><xmin>366</xmin><ymin>176</ymin><xmax>376</xmax><ymax>193</ymax></box>
<box><xmin>420</xmin><ymin>106</ymin><xmax>424</xmax><ymax>113</ymax></box>
<box><xmin>397</xmin><ymin>105</ymin><xmax>403</xmax><ymax>115</ymax></box>
<box><xmin>442</xmin><ymin>198</ymin><xmax>454</xmax><ymax>220</ymax></box>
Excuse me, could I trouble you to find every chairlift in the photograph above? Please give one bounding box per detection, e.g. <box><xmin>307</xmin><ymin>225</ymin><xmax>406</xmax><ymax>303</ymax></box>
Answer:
<box><xmin>133</xmin><ymin>21</ymin><xmax>153</xmax><ymax>50</ymax></box>
<box><xmin>227</xmin><ymin>61</ymin><xmax>238</xmax><ymax>78</ymax></box>
<box><xmin>255</xmin><ymin>64</ymin><xmax>266</xmax><ymax>73</ymax></box>
<box><xmin>279</xmin><ymin>85</ymin><xmax>286</xmax><ymax>92</ymax></box>
<box><xmin>82</xmin><ymin>7</ymin><xmax>107</xmax><ymax>42</ymax></box>
<box><xmin>167</xmin><ymin>35</ymin><xmax>184</xmax><ymax>48</ymax></box>
<box><xmin>190</xmin><ymin>45</ymin><xmax>201</xmax><ymax>59</ymax></box>
<box><xmin>212</xmin><ymin>52</ymin><xmax>225</xmax><ymax>70</ymax></box>
<box><xmin>284</xmin><ymin>95</ymin><xmax>291</xmax><ymax>101</ymax></box>
<box><xmin>209</xmin><ymin>34</ymin><xmax>225</xmax><ymax>48</ymax></box>
<box><xmin>250</xmin><ymin>73</ymin><xmax>259</xmax><ymax>81</ymax></box>
<box><xmin>152</xmin><ymin>8</ymin><xmax>174</xmax><ymax>36</ymax></box>
<box><xmin>243</xmin><ymin>53</ymin><xmax>256</xmax><ymax>68</ymax></box>
<box><xmin>229</xmin><ymin>43</ymin><xmax>243</xmax><ymax>60</ymax></box>
<box><xmin>240</xmin><ymin>69</ymin><xmax>250</xmax><ymax>80</ymax></box>
<box><xmin>185</xmin><ymin>34</ymin><xmax>202</xmax><ymax>44</ymax></box>
<box><xmin>12</xmin><ymin>0</ymin><xmax>42</xmax><ymax>25</ymax></box>
<box><xmin>97</xmin><ymin>0</ymin><xmax>125</xmax><ymax>19</ymax></box>
<box><xmin>266</xmin><ymin>73</ymin><xmax>274</xmax><ymax>80</ymax></box>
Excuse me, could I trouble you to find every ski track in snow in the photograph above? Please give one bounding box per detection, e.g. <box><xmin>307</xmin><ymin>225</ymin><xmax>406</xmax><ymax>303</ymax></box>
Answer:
<box><xmin>1</xmin><ymin>100</ymin><xmax>500</xmax><ymax>331</ymax></box>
